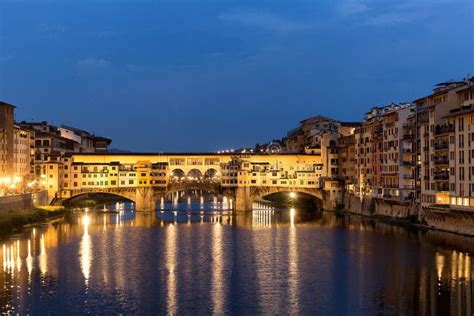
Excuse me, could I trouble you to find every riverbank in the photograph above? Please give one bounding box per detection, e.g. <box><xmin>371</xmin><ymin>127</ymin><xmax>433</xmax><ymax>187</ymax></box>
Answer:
<box><xmin>0</xmin><ymin>206</ymin><xmax>68</xmax><ymax>237</ymax></box>
<box><xmin>341</xmin><ymin>192</ymin><xmax>474</xmax><ymax>237</ymax></box>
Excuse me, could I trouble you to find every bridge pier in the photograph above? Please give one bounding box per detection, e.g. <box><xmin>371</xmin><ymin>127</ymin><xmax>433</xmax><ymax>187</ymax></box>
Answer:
<box><xmin>235</xmin><ymin>187</ymin><xmax>252</xmax><ymax>212</ymax></box>
<box><xmin>135</xmin><ymin>187</ymin><xmax>157</xmax><ymax>212</ymax></box>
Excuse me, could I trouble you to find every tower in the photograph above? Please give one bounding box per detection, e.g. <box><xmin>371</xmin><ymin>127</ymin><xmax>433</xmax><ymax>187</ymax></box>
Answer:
<box><xmin>0</xmin><ymin>101</ymin><xmax>15</xmax><ymax>177</ymax></box>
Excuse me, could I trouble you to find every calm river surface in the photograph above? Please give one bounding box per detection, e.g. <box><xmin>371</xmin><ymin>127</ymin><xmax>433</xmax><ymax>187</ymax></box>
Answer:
<box><xmin>1</xmin><ymin>201</ymin><xmax>473</xmax><ymax>315</ymax></box>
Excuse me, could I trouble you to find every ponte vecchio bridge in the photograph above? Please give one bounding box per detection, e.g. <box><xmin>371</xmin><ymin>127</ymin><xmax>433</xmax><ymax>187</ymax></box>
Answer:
<box><xmin>49</xmin><ymin>152</ymin><xmax>333</xmax><ymax>211</ymax></box>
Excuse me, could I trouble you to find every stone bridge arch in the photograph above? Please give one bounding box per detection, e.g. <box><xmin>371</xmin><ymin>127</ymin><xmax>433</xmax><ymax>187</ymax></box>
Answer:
<box><xmin>235</xmin><ymin>186</ymin><xmax>328</xmax><ymax>211</ymax></box>
<box><xmin>164</xmin><ymin>182</ymin><xmax>224</xmax><ymax>197</ymax></box>
<box><xmin>60</xmin><ymin>187</ymin><xmax>157</xmax><ymax>211</ymax></box>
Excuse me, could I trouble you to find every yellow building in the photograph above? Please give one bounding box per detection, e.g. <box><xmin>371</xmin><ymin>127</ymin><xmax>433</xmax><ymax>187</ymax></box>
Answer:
<box><xmin>47</xmin><ymin>153</ymin><xmax>324</xmax><ymax>204</ymax></box>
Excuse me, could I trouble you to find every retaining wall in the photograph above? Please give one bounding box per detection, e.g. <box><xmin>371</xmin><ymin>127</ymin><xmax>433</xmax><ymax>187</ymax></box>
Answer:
<box><xmin>0</xmin><ymin>191</ymin><xmax>48</xmax><ymax>214</ymax></box>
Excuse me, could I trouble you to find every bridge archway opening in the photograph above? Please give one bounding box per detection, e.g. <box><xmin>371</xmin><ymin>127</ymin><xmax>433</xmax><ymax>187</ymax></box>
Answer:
<box><xmin>187</xmin><ymin>169</ymin><xmax>203</xmax><ymax>182</ymax></box>
<box><xmin>204</xmin><ymin>168</ymin><xmax>219</xmax><ymax>181</ymax></box>
<box><xmin>259</xmin><ymin>191</ymin><xmax>323</xmax><ymax>210</ymax></box>
<box><xmin>63</xmin><ymin>192</ymin><xmax>133</xmax><ymax>209</ymax></box>
<box><xmin>170</xmin><ymin>169</ymin><xmax>185</xmax><ymax>182</ymax></box>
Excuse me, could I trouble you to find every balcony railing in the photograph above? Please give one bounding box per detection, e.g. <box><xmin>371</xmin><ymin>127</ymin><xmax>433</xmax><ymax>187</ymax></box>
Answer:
<box><xmin>434</xmin><ymin>158</ymin><xmax>449</xmax><ymax>166</ymax></box>
<box><xmin>433</xmin><ymin>173</ymin><xmax>449</xmax><ymax>180</ymax></box>
<box><xmin>402</xmin><ymin>160</ymin><xmax>415</xmax><ymax>166</ymax></box>
<box><xmin>402</xmin><ymin>134</ymin><xmax>414</xmax><ymax>140</ymax></box>
<box><xmin>436</xmin><ymin>184</ymin><xmax>449</xmax><ymax>192</ymax></box>
<box><xmin>434</xmin><ymin>142</ymin><xmax>449</xmax><ymax>150</ymax></box>
<box><xmin>434</xmin><ymin>124</ymin><xmax>454</xmax><ymax>136</ymax></box>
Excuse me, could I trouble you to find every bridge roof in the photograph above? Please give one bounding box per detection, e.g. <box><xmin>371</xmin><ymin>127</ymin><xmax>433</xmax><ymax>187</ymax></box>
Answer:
<box><xmin>64</xmin><ymin>152</ymin><xmax>319</xmax><ymax>157</ymax></box>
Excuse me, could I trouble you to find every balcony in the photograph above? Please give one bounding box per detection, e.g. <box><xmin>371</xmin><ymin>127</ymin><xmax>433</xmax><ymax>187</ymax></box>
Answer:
<box><xmin>402</xmin><ymin>160</ymin><xmax>415</xmax><ymax>166</ymax></box>
<box><xmin>434</xmin><ymin>142</ymin><xmax>449</xmax><ymax>150</ymax></box>
<box><xmin>436</xmin><ymin>184</ymin><xmax>449</xmax><ymax>192</ymax></box>
<box><xmin>402</xmin><ymin>134</ymin><xmax>414</xmax><ymax>140</ymax></box>
<box><xmin>433</xmin><ymin>173</ymin><xmax>449</xmax><ymax>181</ymax></box>
<box><xmin>433</xmin><ymin>158</ymin><xmax>449</xmax><ymax>166</ymax></box>
<box><xmin>402</xmin><ymin>185</ymin><xmax>416</xmax><ymax>190</ymax></box>
<box><xmin>403</xmin><ymin>122</ymin><xmax>415</xmax><ymax>128</ymax></box>
<box><xmin>402</xmin><ymin>148</ymin><xmax>413</xmax><ymax>153</ymax></box>
<box><xmin>434</xmin><ymin>124</ymin><xmax>454</xmax><ymax>136</ymax></box>
<box><xmin>403</xmin><ymin>174</ymin><xmax>415</xmax><ymax>179</ymax></box>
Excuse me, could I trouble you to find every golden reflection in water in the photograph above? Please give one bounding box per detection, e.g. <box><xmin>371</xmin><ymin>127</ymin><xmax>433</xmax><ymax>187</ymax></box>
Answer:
<box><xmin>80</xmin><ymin>214</ymin><xmax>92</xmax><ymax>286</ymax></box>
<box><xmin>2</xmin><ymin>244</ymin><xmax>6</xmax><ymax>271</ymax></box>
<box><xmin>38</xmin><ymin>234</ymin><xmax>47</xmax><ymax>275</ymax></box>
<box><xmin>290</xmin><ymin>208</ymin><xmax>295</xmax><ymax>228</ymax></box>
<box><xmin>288</xmin><ymin>208</ymin><xmax>299</xmax><ymax>314</ymax></box>
<box><xmin>15</xmin><ymin>240</ymin><xmax>21</xmax><ymax>272</ymax></box>
<box><xmin>436</xmin><ymin>252</ymin><xmax>445</xmax><ymax>281</ymax></box>
<box><xmin>26</xmin><ymin>239</ymin><xmax>33</xmax><ymax>276</ymax></box>
<box><xmin>252</xmin><ymin>210</ymin><xmax>273</xmax><ymax>228</ymax></box>
<box><xmin>166</xmin><ymin>224</ymin><xmax>177</xmax><ymax>314</ymax></box>
<box><xmin>211</xmin><ymin>222</ymin><xmax>224</xmax><ymax>314</ymax></box>
<box><xmin>103</xmin><ymin>213</ymin><xmax>107</xmax><ymax>231</ymax></box>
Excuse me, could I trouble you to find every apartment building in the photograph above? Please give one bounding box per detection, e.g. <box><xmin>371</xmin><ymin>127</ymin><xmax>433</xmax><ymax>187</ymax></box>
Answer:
<box><xmin>12</xmin><ymin>124</ymin><xmax>35</xmax><ymax>180</ymax></box>
<box><xmin>414</xmin><ymin>79</ymin><xmax>473</xmax><ymax>208</ymax></box>
<box><xmin>58</xmin><ymin>125</ymin><xmax>112</xmax><ymax>153</ymax></box>
<box><xmin>354</xmin><ymin>108</ymin><xmax>384</xmax><ymax>197</ymax></box>
<box><xmin>441</xmin><ymin>83</ymin><xmax>474</xmax><ymax>208</ymax></box>
<box><xmin>338</xmin><ymin>134</ymin><xmax>357</xmax><ymax>192</ymax></box>
<box><xmin>20</xmin><ymin>121</ymin><xmax>112</xmax><ymax>177</ymax></box>
<box><xmin>380</xmin><ymin>104</ymin><xmax>416</xmax><ymax>201</ymax></box>
<box><xmin>284</xmin><ymin>115</ymin><xmax>358</xmax><ymax>153</ymax></box>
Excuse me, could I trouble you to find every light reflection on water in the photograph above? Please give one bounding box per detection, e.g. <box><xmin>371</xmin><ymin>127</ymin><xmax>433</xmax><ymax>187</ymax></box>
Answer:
<box><xmin>0</xmin><ymin>201</ymin><xmax>473</xmax><ymax>314</ymax></box>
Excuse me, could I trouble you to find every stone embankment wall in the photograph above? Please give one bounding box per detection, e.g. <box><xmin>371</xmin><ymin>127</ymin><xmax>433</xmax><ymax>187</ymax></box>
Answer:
<box><xmin>342</xmin><ymin>192</ymin><xmax>474</xmax><ymax>236</ymax></box>
<box><xmin>422</xmin><ymin>208</ymin><xmax>474</xmax><ymax>236</ymax></box>
<box><xmin>342</xmin><ymin>192</ymin><xmax>417</xmax><ymax>218</ymax></box>
<box><xmin>0</xmin><ymin>191</ymin><xmax>48</xmax><ymax>214</ymax></box>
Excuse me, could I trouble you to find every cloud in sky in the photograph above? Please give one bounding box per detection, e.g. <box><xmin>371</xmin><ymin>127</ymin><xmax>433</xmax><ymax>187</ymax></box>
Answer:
<box><xmin>219</xmin><ymin>10</ymin><xmax>313</xmax><ymax>32</ymax></box>
<box><xmin>338</xmin><ymin>1</ymin><xmax>370</xmax><ymax>16</ymax></box>
<box><xmin>338</xmin><ymin>0</ymin><xmax>472</xmax><ymax>26</ymax></box>
<box><xmin>76</xmin><ymin>57</ymin><xmax>111</xmax><ymax>68</ymax></box>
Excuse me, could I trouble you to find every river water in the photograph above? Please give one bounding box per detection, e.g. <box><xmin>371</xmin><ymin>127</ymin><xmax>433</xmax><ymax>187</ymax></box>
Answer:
<box><xmin>0</xmin><ymin>201</ymin><xmax>473</xmax><ymax>315</ymax></box>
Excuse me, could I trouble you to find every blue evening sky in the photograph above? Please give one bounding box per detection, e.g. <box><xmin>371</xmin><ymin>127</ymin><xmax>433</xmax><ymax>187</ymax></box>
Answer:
<box><xmin>0</xmin><ymin>0</ymin><xmax>473</xmax><ymax>151</ymax></box>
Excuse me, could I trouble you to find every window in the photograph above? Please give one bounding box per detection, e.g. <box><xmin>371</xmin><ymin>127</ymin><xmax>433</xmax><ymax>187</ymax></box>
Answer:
<box><xmin>459</xmin><ymin>117</ymin><xmax>464</xmax><ymax>131</ymax></box>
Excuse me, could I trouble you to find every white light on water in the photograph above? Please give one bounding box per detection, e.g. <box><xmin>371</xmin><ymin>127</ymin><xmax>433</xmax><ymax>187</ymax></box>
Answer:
<box><xmin>290</xmin><ymin>208</ymin><xmax>296</xmax><ymax>227</ymax></box>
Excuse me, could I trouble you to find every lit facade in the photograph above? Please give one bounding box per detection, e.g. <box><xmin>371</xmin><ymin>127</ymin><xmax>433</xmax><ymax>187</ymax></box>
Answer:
<box><xmin>45</xmin><ymin>153</ymin><xmax>324</xmax><ymax>200</ymax></box>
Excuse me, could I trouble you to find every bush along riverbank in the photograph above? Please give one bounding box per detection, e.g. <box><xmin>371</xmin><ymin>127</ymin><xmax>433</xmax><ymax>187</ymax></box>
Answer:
<box><xmin>0</xmin><ymin>206</ymin><xmax>68</xmax><ymax>237</ymax></box>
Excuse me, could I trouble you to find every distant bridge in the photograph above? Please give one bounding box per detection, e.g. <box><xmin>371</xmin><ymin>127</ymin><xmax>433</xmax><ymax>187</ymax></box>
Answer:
<box><xmin>52</xmin><ymin>152</ymin><xmax>333</xmax><ymax>211</ymax></box>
